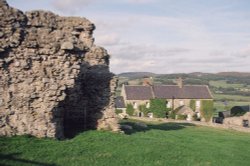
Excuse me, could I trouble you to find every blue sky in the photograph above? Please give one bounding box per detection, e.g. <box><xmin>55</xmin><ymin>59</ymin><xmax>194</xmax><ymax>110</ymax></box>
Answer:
<box><xmin>8</xmin><ymin>0</ymin><xmax>250</xmax><ymax>74</ymax></box>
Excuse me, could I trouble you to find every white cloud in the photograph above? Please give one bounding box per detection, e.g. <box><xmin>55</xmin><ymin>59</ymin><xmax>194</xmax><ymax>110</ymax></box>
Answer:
<box><xmin>24</xmin><ymin>0</ymin><xmax>249</xmax><ymax>74</ymax></box>
<box><xmin>231</xmin><ymin>46</ymin><xmax>250</xmax><ymax>58</ymax></box>
<box><xmin>86</xmin><ymin>10</ymin><xmax>250</xmax><ymax>74</ymax></box>
<box><xmin>123</xmin><ymin>0</ymin><xmax>156</xmax><ymax>4</ymax></box>
<box><xmin>51</xmin><ymin>0</ymin><xmax>94</xmax><ymax>14</ymax></box>
<box><xmin>95</xmin><ymin>33</ymin><xmax>121</xmax><ymax>46</ymax></box>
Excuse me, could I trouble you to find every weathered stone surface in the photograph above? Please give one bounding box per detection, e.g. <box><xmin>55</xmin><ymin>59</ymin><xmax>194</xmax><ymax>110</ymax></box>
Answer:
<box><xmin>61</xmin><ymin>42</ymin><xmax>74</xmax><ymax>50</ymax></box>
<box><xmin>0</xmin><ymin>0</ymin><xmax>119</xmax><ymax>139</ymax></box>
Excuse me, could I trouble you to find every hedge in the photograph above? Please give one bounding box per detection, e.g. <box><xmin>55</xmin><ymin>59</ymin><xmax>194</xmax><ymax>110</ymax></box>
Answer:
<box><xmin>149</xmin><ymin>99</ymin><xmax>168</xmax><ymax>118</ymax></box>
<box><xmin>115</xmin><ymin>109</ymin><xmax>123</xmax><ymax>114</ymax></box>
<box><xmin>139</xmin><ymin>104</ymin><xmax>150</xmax><ymax>115</ymax></box>
<box><xmin>126</xmin><ymin>104</ymin><xmax>135</xmax><ymax>116</ymax></box>
<box><xmin>176</xmin><ymin>114</ymin><xmax>187</xmax><ymax>120</ymax></box>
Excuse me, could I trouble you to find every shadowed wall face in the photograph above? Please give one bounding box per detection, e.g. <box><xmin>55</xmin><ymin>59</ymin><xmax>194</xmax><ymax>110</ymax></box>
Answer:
<box><xmin>0</xmin><ymin>0</ymin><xmax>119</xmax><ymax>139</ymax></box>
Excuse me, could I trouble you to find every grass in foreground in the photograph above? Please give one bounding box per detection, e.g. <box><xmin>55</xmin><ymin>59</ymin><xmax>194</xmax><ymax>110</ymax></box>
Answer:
<box><xmin>1</xmin><ymin>120</ymin><xmax>250</xmax><ymax>166</ymax></box>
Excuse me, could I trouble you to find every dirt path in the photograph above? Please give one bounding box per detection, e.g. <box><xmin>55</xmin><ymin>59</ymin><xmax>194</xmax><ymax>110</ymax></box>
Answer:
<box><xmin>129</xmin><ymin>116</ymin><xmax>250</xmax><ymax>133</ymax></box>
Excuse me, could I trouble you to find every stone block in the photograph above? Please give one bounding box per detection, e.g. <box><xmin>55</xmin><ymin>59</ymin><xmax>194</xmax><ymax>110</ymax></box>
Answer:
<box><xmin>61</xmin><ymin>41</ymin><xmax>74</xmax><ymax>50</ymax></box>
<box><xmin>42</xmin><ymin>78</ymin><xmax>50</xmax><ymax>83</ymax></box>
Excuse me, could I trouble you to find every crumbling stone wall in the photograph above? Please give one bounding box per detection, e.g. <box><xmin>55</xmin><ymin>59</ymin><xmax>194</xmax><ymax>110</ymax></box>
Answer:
<box><xmin>223</xmin><ymin>112</ymin><xmax>250</xmax><ymax>128</ymax></box>
<box><xmin>0</xmin><ymin>0</ymin><xmax>119</xmax><ymax>138</ymax></box>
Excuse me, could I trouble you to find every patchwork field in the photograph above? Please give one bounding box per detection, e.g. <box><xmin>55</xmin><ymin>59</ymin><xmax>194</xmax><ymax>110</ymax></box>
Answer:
<box><xmin>1</xmin><ymin>120</ymin><xmax>250</xmax><ymax>166</ymax></box>
<box><xmin>214</xmin><ymin>101</ymin><xmax>250</xmax><ymax>111</ymax></box>
<box><xmin>209</xmin><ymin>80</ymin><xmax>248</xmax><ymax>89</ymax></box>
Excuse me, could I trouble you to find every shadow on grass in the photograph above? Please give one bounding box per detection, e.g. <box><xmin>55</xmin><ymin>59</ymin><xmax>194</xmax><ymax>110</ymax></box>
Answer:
<box><xmin>120</xmin><ymin>120</ymin><xmax>196</xmax><ymax>135</ymax></box>
<box><xmin>0</xmin><ymin>153</ymin><xmax>58</xmax><ymax>166</ymax></box>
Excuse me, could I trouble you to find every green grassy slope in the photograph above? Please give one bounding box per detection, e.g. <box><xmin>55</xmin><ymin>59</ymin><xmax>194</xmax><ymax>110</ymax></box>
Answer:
<box><xmin>1</xmin><ymin>120</ymin><xmax>250</xmax><ymax>166</ymax></box>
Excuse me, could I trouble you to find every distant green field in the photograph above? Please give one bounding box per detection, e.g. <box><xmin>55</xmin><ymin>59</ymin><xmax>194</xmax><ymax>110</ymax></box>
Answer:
<box><xmin>1</xmin><ymin>120</ymin><xmax>250</xmax><ymax>166</ymax></box>
<box><xmin>209</xmin><ymin>80</ymin><xmax>244</xmax><ymax>88</ymax></box>
<box><xmin>214</xmin><ymin>101</ymin><xmax>250</xmax><ymax>111</ymax></box>
<box><xmin>213</xmin><ymin>94</ymin><xmax>250</xmax><ymax>102</ymax></box>
<box><xmin>213</xmin><ymin>93</ymin><xmax>250</xmax><ymax>111</ymax></box>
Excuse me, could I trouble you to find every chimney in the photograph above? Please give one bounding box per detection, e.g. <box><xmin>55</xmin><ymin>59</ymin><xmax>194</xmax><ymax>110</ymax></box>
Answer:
<box><xmin>142</xmin><ymin>76</ymin><xmax>153</xmax><ymax>86</ymax></box>
<box><xmin>177</xmin><ymin>77</ymin><xmax>183</xmax><ymax>88</ymax></box>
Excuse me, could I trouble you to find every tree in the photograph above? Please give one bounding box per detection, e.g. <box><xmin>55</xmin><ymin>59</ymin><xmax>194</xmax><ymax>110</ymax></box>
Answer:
<box><xmin>200</xmin><ymin>100</ymin><xmax>214</xmax><ymax>122</ymax></box>
<box><xmin>190</xmin><ymin>100</ymin><xmax>196</xmax><ymax>111</ymax></box>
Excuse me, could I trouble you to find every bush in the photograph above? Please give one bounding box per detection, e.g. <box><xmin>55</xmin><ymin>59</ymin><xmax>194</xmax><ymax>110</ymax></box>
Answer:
<box><xmin>139</xmin><ymin>104</ymin><xmax>149</xmax><ymax>115</ymax></box>
<box><xmin>126</xmin><ymin>104</ymin><xmax>134</xmax><ymax>116</ymax></box>
<box><xmin>169</xmin><ymin>112</ymin><xmax>176</xmax><ymax>119</ymax></box>
<box><xmin>115</xmin><ymin>109</ymin><xmax>123</xmax><ymax>114</ymax></box>
<box><xmin>176</xmin><ymin>114</ymin><xmax>187</xmax><ymax>120</ymax></box>
<box><xmin>149</xmin><ymin>99</ymin><xmax>168</xmax><ymax>118</ymax></box>
<box><xmin>231</xmin><ymin>109</ymin><xmax>248</xmax><ymax>117</ymax></box>
<box><xmin>200</xmin><ymin>100</ymin><xmax>214</xmax><ymax>122</ymax></box>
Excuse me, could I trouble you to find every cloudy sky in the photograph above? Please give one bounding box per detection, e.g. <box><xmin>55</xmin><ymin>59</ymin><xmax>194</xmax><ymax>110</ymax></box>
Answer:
<box><xmin>9</xmin><ymin>0</ymin><xmax>250</xmax><ymax>74</ymax></box>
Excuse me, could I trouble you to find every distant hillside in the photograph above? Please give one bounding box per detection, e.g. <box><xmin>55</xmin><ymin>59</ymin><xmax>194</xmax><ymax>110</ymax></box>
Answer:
<box><xmin>118</xmin><ymin>72</ymin><xmax>250</xmax><ymax>80</ymax></box>
<box><xmin>189</xmin><ymin>72</ymin><xmax>212</xmax><ymax>77</ymax></box>
<box><xmin>118</xmin><ymin>72</ymin><xmax>157</xmax><ymax>79</ymax></box>
<box><xmin>117</xmin><ymin>71</ymin><xmax>250</xmax><ymax>96</ymax></box>
<box><xmin>217</xmin><ymin>72</ymin><xmax>250</xmax><ymax>77</ymax></box>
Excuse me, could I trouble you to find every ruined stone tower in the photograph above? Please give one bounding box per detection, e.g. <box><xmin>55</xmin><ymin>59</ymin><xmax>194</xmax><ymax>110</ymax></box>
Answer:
<box><xmin>0</xmin><ymin>0</ymin><xmax>120</xmax><ymax>138</ymax></box>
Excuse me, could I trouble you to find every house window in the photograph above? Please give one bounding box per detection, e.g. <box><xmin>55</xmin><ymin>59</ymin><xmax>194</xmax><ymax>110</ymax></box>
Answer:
<box><xmin>167</xmin><ymin>101</ymin><xmax>171</xmax><ymax>108</ymax></box>
<box><xmin>146</xmin><ymin>102</ymin><xmax>150</xmax><ymax>108</ymax></box>
<box><xmin>196</xmin><ymin>100</ymin><xmax>201</xmax><ymax>108</ymax></box>
<box><xmin>179</xmin><ymin>100</ymin><xmax>184</xmax><ymax>106</ymax></box>
<box><xmin>133</xmin><ymin>102</ymin><xmax>138</xmax><ymax>109</ymax></box>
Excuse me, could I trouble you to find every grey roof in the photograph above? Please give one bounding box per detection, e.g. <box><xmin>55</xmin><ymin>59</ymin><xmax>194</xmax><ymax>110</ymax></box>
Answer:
<box><xmin>153</xmin><ymin>85</ymin><xmax>213</xmax><ymax>99</ymax></box>
<box><xmin>115</xmin><ymin>96</ymin><xmax>126</xmax><ymax>108</ymax></box>
<box><xmin>124</xmin><ymin>86</ymin><xmax>153</xmax><ymax>100</ymax></box>
<box><xmin>124</xmin><ymin>85</ymin><xmax>212</xmax><ymax>100</ymax></box>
